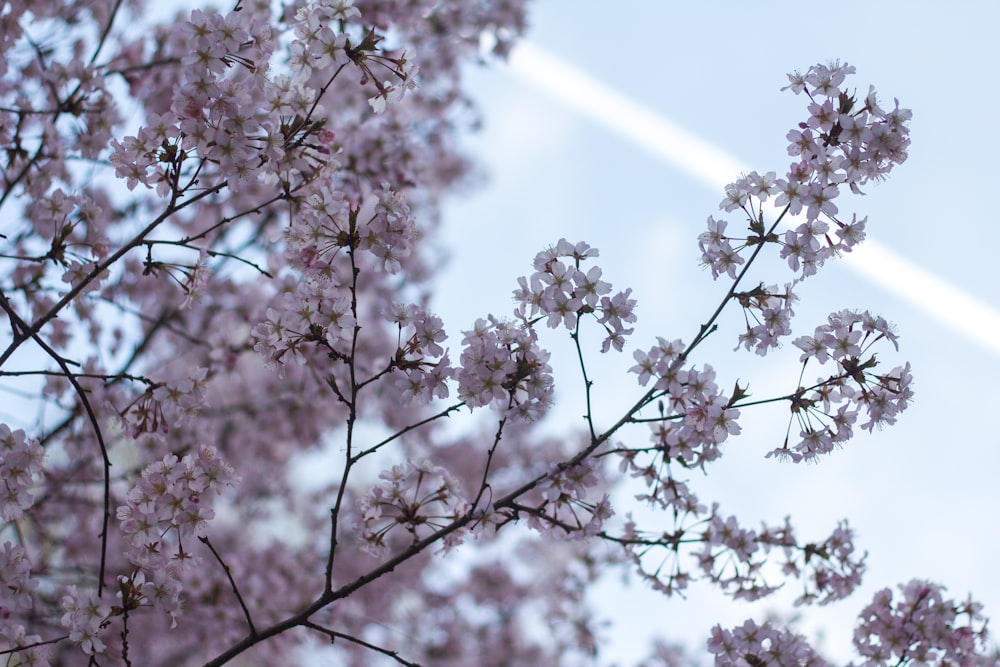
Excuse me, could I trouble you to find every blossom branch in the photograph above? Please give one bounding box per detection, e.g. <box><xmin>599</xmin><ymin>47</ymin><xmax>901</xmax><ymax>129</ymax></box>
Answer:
<box><xmin>325</xmin><ymin>242</ymin><xmax>363</xmax><ymax>591</ymax></box>
<box><xmin>570</xmin><ymin>322</ymin><xmax>598</xmax><ymax>440</ymax></box>
<box><xmin>0</xmin><ymin>182</ymin><xmax>227</xmax><ymax>366</ymax></box>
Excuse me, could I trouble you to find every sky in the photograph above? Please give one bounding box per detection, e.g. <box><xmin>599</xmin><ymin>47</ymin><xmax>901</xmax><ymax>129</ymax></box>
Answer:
<box><xmin>434</xmin><ymin>1</ymin><xmax>1000</xmax><ymax>662</ymax></box>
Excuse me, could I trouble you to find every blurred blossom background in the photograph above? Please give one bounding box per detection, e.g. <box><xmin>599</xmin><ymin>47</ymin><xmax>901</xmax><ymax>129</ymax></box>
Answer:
<box><xmin>434</xmin><ymin>0</ymin><xmax>1000</xmax><ymax>661</ymax></box>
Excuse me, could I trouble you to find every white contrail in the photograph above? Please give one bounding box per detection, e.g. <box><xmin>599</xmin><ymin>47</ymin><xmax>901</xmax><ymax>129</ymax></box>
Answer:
<box><xmin>507</xmin><ymin>41</ymin><xmax>1000</xmax><ymax>355</ymax></box>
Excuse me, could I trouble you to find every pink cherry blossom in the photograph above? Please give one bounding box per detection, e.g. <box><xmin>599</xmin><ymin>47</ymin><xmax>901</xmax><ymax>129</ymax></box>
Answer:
<box><xmin>0</xmin><ymin>3</ymin><xmax>971</xmax><ymax>663</ymax></box>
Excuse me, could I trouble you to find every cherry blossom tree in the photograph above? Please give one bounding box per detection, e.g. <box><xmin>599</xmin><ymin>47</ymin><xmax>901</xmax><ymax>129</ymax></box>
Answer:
<box><xmin>0</xmin><ymin>1</ymin><xmax>993</xmax><ymax>665</ymax></box>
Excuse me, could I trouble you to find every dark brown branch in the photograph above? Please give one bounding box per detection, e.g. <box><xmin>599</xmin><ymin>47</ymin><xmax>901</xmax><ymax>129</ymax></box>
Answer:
<box><xmin>199</xmin><ymin>536</ymin><xmax>257</xmax><ymax>636</ymax></box>
<box><xmin>301</xmin><ymin>621</ymin><xmax>423</xmax><ymax>666</ymax></box>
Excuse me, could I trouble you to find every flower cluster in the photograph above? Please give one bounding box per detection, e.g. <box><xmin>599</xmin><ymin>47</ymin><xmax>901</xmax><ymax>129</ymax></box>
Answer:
<box><xmin>778</xmin><ymin>519</ymin><xmax>865</xmax><ymax>606</ymax></box>
<box><xmin>619</xmin><ymin>494</ymin><xmax>864</xmax><ymax>605</ymax></box>
<box><xmin>781</xmin><ymin>61</ymin><xmax>911</xmax><ymax>190</ymax></box>
<box><xmin>456</xmin><ymin>315</ymin><xmax>554</xmax><ymax>421</ymax></box>
<box><xmin>117</xmin><ymin>368</ymin><xmax>210</xmax><ymax>439</ymax></box>
<box><xmin>115</xmin><ymin>445</ymin><xmax>236</xmax><ymax>623</ymax></box>
<box><xmin>0</xmin><ymin>541</ymin><xmax>45</xmax><ymax>664</ymax></box>
<box><xmin>23</xmin><ymin>188</ymin><xmax>107</xmax><ymax>258</ymax></box>
<box><xmin>0</xmin><ymin>541</ymin><xmax>37</xmax><ymax>619</ymax></box>
<box><xmin>530</xmin><ymin>460</ymin><xmax>613</xmax><ymax>537</ymax></box>
<box><xmin>707</xmin><ymin>619</ymin><xmax>824</xmax><ymax>666</ymax></box>
<box><xmin>0</xmin><ymin>424</ymin><xmax>44</xmax><ymax>521</ymax></box>
<box><xmin>771</xmin><ymin>309</ymin><xmax>912</xmax><ymax>462</ymax></box>
<box><xmin>359</xmin><ymin>460</ymin><xmax>470</xmax><ymax>557</ymax></box>
<box><xmin>1</xmin><ymin>621</ymin><xmax>51</xmax><ymax>666</ymax></box>
<box><xmin>291</xmin><ymin>0</ymin><xmax>418</xmax><ymax>113</ymax></box>
<box><xmin>629</xmin><ymin>344</ymin><xmax>741</xmax><ymax>468</ymax></box>
<box><xmin>255</xmin><ymin>180</ymin><xmax>429</xmax><ymax>372</ymax></box>
<box><xmin>117</xmin><ymin>568</ymin><xmax>184</xmax><ymax>630</ymax></box>
<box><xmin>363</xmin><ymin>183</ymin><xmax>418</xmax><ymax>274</ymax></box>
<box><xmin>110</xmin><ymin>1</ymin><xmax>419</xmax><ymax>201</ymax></box>
<box><xmin>110</xmin><ymin>6</ymin><xmax>290</xmax><ymax>193</ymax></box>
<box><xmin>703</xmin><ymin>515</ymin><xmax>864</xmax><ymax>604</ymax></box>
<box><xmin>514</xmin><ymin>238</ymin><xmax>636</xmax><ymax>352</ymax></box>
<box><xmin>60</xmin><ymin>586</ymin><xmax>113</xmax><ymax>656</ymax></box>
<box><xmin>252</xmin><ymin>289</ymin><xmax>356</xmax><ymax>369</ymax></box>
<box><xmin>708</xmin><ymin>581</ymin><xmax>988</xmax><ymax>667</ymax></box>
<box><xmin>700</xmin><ymin>61</ymin><xmax>912</xmax><ymax>281</ymax></box>
<box><xmin>732</xmin><ymin>282</ymin><xmax>799</xmax><ymax>355</ymax></box>
<box><xmin>289</xmin><ymin>1</ymin><xmax>356</xmax><ymax>77</ymax></box>
<box><xmin>853</xmin><ymin>580</ymin><xmax>988</xmax><ymax>665</ymax></box>
<box><xmin>698</xmin><ymin>215</ymin><xmax>747</xmax><ymax>280</ymax></box>
<box><xmin>386</xmin><ymin>303</ymin><xmax>454</xmax><ymax>405</ymax></box>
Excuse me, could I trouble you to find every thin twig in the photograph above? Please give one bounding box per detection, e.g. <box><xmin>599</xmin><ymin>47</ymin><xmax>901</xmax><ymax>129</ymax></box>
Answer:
<box><xmin>199</xmin><ymin>536</ymin><xmax>257</xmax><ymax>636</ymax></box>
<box><xmin>350</xmin><ymin>401</ymin><xmax>464</xmax><ymax>463</ymax></box>
<box><xmin>301</xmin><ymin>621</ymin><xmax>423</xmax><ymax>667</ymax></box>
<box><xmin>0</xmin><ymin>291</ymin><xmax>113</xmax><ymax>595</ymax></box>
